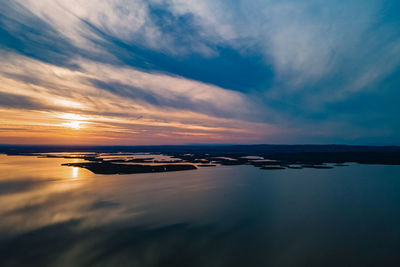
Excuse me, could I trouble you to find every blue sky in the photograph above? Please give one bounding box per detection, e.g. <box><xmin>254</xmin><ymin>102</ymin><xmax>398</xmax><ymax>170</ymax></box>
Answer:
<box><xmin>0</xmin><ymin>0</ymin><xmax>399</xmax><ymax>145</ymax></box>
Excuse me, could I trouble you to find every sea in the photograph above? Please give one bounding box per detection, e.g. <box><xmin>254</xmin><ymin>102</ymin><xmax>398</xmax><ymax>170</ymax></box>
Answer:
<box><xmin>0</xmin><ymin>153</ymin><xmax>399</xmax><ymax>266</ymax></box>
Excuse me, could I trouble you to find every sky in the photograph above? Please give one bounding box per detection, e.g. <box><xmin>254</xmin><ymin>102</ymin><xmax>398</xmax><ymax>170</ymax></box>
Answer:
<box><xmin>0</xmin><ymin>0</ymin><xmax>399</xmax><ymax>145</ymax></box>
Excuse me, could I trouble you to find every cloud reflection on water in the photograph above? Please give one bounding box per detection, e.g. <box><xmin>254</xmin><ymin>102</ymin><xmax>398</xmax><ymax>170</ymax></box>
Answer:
<box><xmin>1</xmin><ymin>154</ymin><xmax>400</xmax><ymax>266</ymax></box>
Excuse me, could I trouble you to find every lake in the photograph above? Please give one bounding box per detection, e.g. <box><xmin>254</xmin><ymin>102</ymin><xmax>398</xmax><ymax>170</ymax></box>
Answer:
<box><xmin>0</xmin><ymin>154</ymin><xmax>399</xmax><ymax>266</ymax></box>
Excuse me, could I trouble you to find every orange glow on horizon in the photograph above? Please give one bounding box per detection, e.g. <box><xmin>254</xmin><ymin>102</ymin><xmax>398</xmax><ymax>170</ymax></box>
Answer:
<box><xmin>0</xmin><ymin>53</ymin><xmax>279</xmax><ymax>145</ymax></box>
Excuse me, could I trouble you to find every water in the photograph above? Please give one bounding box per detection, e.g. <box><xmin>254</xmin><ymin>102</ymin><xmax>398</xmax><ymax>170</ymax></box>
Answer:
<box><xmin>0</xmin><ymin>154</ymin><xmax>400</xmax><ymax>266</ymax></box>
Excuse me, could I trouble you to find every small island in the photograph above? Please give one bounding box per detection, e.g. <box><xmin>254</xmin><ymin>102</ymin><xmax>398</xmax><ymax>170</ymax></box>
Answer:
<box><xmin>2</xmin><ymin>144</ymin><xmax>400</xmax><ymax>174</ymax></box>
<box><xmin>62</xmin><ymin>162</ymin><xmax>197</xmax><ymax>175</ymax></box>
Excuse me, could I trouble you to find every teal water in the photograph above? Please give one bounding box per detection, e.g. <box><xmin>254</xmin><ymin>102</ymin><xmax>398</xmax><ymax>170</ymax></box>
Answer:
<box><xmin>0</xmin><ymin>154</ymin><xmax>400</xmax><ymax>266</ymax></box>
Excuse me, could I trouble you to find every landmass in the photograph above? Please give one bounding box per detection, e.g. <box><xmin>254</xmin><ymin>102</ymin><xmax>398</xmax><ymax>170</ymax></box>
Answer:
<box><xmin>1</xmin><ymin>144</ymin><xmax>400</xmax><ymax>174</ymax></box>
<box><xmin>61</xmin><ymin>162</ymin><xmax>197</xmax><ymax>174</ymax></box>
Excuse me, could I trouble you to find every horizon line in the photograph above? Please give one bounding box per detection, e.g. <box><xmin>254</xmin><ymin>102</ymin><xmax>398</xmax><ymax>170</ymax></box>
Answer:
<box><xmin>1</xmin><ymin>144</ymin><xmax>399</xmax><ymax>147</ymax></box>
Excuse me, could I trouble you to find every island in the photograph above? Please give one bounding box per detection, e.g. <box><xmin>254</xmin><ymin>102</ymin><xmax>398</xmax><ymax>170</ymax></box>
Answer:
<box><xmin>62</xmin><ymin>162</ymin><xmax>197</xmax><ymax>174</ymax></box>
<box><xmin>1</xmin><ymin>144</ymin><xmax>400</xmax><ymax>174</ymax></box>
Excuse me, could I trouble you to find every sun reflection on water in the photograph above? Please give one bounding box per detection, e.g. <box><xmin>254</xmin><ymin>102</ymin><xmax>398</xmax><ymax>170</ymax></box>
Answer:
<box><xmin>71</xmin><ymin>167</ymin><xmax>79</xmax><ymax>178</ymax></box>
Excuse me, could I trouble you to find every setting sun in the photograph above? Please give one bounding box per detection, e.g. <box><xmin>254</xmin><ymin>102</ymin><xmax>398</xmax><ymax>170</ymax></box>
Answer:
<box><xmin>58</xmin><ymin>113</ymin><xmax>88</xmax><ymax>129</ymax></box>
<box><xmin>61</xmin><ymin>121</ymin><xmax>84</xmax><ymax>129</ymax></box>
<box><xmin>59</xmin><ymin>113</ymin><xmax>87</xmax><ymax>121</ymax></box>
<box><xmin>1</xmin><ymin>0</ymin><xmax>400</xmax><ymax>266</ymax></box>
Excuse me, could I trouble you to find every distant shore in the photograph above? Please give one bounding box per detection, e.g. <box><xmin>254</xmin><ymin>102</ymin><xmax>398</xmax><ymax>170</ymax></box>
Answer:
<box><xmin>2</xmin><ymin>144</ymin><xmax>400</xmax><ymax>174</ymax></box>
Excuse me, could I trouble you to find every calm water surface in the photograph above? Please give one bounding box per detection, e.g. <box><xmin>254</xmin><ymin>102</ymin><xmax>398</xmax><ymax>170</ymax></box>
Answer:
<box><xmin>0</xmin><ymin>154</ymin><xmax>400</xmax><ymax>266</ymax></box>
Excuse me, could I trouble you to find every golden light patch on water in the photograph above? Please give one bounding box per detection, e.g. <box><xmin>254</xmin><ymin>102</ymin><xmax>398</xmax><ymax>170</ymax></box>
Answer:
<box><xmin>71</xmin><ymin>159</ymin><xmax>80</xmax><ymax>178</ymax></box>
<box><xmin>71</xmin><ymin>167</ymin><xmax>79</xmax><ymax>178</ymax></box>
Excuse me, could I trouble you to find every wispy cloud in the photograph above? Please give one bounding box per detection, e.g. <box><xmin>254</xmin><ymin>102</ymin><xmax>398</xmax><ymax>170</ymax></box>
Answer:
<box><xmin>1</xmin><ymin>0</ymin><xmax>400</xmax><ymax>144</ymax></box>
<box><xmin>0</xmin><ymin>50</ymin><xmax>279</xmax><ymax>144</ymax></box>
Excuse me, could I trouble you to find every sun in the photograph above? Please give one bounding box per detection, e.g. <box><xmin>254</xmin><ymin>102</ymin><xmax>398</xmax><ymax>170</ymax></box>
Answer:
<box><xmin>62</xmin><ymin>121</ymin><xmax>83</xmax><ymax>129</ymax></box>
<box><xmin>59</xmin><ymin>113</ymin><xmax>86</xmax><ymax>121</ymax></box>
<box><xmin>58</xmin><ymin>113</ymin><xmax>88</xmax><ymax>129</ymax></box>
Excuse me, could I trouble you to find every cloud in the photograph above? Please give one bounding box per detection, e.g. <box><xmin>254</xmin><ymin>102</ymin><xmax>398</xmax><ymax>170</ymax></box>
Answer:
<box><xmin>7</xmin><ymin>0</ymin><xmax>400</xmax><ymax>97</ymax></box>
<box><xmin>0</xmin><ymin>50</ymin><xmax>250</xmax><ymax>118</ymax></box>
<box><xmin>0</xmin><ymin>50</ymin><xmax>279</xmax><ymax>144</ymax></box>
<box><xmin>11</xmin><ymin>0</ymin><xmax>231</xmax><ymax>57</ymax></box>
<box><xmin>0</xmin><ymin>0</ymin><xmax>400</xmax><ymax>144</ymax></box>
<box><xmin>0</xmin><ymin>91</ymin><xmax>50</xmax><ymax>110</ymax></box>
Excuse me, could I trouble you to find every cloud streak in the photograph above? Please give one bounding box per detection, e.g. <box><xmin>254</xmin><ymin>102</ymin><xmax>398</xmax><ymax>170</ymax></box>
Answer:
<box><xmin>0</xmin><ymin>0</ymin><xmax>400</xmax><ymax>144</ymax></box>
<box><xmin>0</xmin><ymin>50</ymin><xmax>278</xmax><ymax>144</ymax></box>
